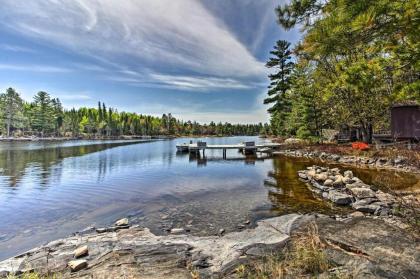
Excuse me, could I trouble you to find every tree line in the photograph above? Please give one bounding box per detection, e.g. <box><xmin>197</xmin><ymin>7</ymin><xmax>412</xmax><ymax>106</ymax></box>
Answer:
<box><xmin>264</xmin><ymin>0</ymin><xmax>419</xmax><ymax>143</ymax></box>
<box><xmin>0</xmin><ymin>88</ymin><xmax>265</xmax><ymax>138</ymax></box>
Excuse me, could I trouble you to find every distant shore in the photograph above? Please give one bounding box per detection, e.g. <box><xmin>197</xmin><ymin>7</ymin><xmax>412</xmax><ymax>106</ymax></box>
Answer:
<box><xmin>0</xmin><ymin>135</ymin><xmax>174</xmax><ymax>142</ymax></box>
<box><xmin>0</xmin><ymin>134</ymin><xmax>262</xmax><ymax>142</ymax></box>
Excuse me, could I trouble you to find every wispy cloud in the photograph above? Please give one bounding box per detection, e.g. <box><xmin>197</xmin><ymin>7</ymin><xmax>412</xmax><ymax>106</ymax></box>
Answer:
<box><xmin>58</xmin><ymin>94</ymin><xmax>92</xmax><ymax>101</ymax></box>
<box><xmin>0</xmin><ymin>0</ymin><xmax>265</xmax><ymax>80</ymax></box>
<box><xmin>0</xmin><ymin>43</ymin><xmax>36</xmax><ymax>53</ymax></box>
<box><xmin>0</xmin><ymin>63</ymin><xmax>72</xmax><ymax>73</ymax></box>
<box><xmin>150</xmin><ymin>74</ymin><xmax>254</xmax><ymax>90</ymax></box>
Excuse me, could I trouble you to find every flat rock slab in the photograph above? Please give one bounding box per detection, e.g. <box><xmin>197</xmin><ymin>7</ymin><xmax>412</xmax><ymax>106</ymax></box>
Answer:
<box><xmin>0</xmin><ymin>214</ymin><xmax>302</xmax><ymax>278</ymax></box>
<box><xmin>314</xmin><ymin>217</ymin><xmax>420</xmax><ymax>279</ymax></box>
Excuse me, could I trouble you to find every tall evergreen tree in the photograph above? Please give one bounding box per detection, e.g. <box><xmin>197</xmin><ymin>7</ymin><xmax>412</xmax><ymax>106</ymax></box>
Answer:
<box><xmin>0</xmin><ymin>88</ymin><xmax>25</xmax><ymax>137</ymax></box>
<box><xmin>264</xmin><ymin>40</ymin><xmax>295</xmax><ymax>136</ymax></box>
<box><xmin>32</xmin><ymin>91</ymin><xmax>55</xmax><ymax>136</ymax></box>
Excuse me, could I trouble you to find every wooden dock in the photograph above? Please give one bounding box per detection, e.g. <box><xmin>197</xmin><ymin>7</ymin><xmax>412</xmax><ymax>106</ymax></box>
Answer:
<box><xmin>176</xmin><ymin>141</ymin><xmax>281</xmax><ymax>159</ymax></box>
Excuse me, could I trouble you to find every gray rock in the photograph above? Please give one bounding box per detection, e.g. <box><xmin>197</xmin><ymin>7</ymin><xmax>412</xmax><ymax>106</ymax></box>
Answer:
<box><xmin>330</xmin><ymin>168</ymin><xmax>340</xmax><ymax>174</ymax></box>
<box><xmin>343</xmin><ymin>170</ymin><xmax>353</xmax><ymax>178</ymax></box>
<box><xmin>315</xmin><ymin>172</ymin><xmax>328</xmax><ymax>182</ymax></box>
<box><xmin>349</xmin><ymin>211</ymin><xmax>365</xmax><ymax>217</ymax></box>
<box><xmin>170</xmin><ymin>228</ymin><xmax>185</xmax><ymax>234</ymax></box>
<box><xmin>332</xmin><ymin>176</ymin><xmax>345</xmax><ymax>188</ymax></box>
<box><xmin>331</xmin><ymin>155</ymin><xmax>341</xmax><ymax>161</ymax></box>
<box><xmin>68</xmin><ymin>259</ymin><xmax>87</xmax><ymax>272</ymax></box>
<box><xmin>73</xmin><ymin>245</ymin><xmax>88</xmax><ymax>258</ymax></box>
<box><xmin>350</xmin><ymin>187</ymin><xmax>376</xmax><ymax>199</ymax></box>
<box><xmin>298</xmin><ymin>172</ymin><xmax>308</xmax><ymax>180</ymax></box>
<box><xmin>115</xmin><ymin>218</ymin><xmax>129</xmax><ymax>226</ymax></box>
<box><xmin>394</xmin><ymin>156</ymin><xmax>405</xmax><ymax>165</ymax></box>
<box><xmin>352</xmin><ymin>198</ymin><xmax>378</xmax><ymax>206</ymax></box>
<box><xmin>315</xmin><ymin>217</ymin><xmax>419</xmax><ymax>278</ymax></box>
<box><xmin>342</xmin><ymin>176</ymin><xmax>354</xmax><ymax>184</ymax></box>
<box><xmin>324</xmin><ymin>179</ymin><xmax>334</xmax><ymax>186</ymax></box>
<box><xmin>96</xmin><ymin>228</ymin><xmax>107</xmax><ymax>233</ymax></box>
<box><xmin>352</xmin><ymin>203</ymin><xmax>381</xmax><ymax>214</ymax></box>
<box><xmin>328</xmin><ymin>191</ymin><xmax>353</xmax><ymax>205</ymax></box>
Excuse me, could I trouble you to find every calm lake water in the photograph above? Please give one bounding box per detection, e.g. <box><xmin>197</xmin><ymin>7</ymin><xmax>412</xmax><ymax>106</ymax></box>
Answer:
<box><xmin>0</xmin><ymin>137</ymin><xmax>418</xmax><ymax>260</ymax></box>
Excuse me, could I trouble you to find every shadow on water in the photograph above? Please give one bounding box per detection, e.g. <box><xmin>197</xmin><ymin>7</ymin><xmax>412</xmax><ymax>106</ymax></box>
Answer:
<box><xmin>0</xmin><ymin>140</ymin><xmax>148</xmax><ymax>187</ymax></box>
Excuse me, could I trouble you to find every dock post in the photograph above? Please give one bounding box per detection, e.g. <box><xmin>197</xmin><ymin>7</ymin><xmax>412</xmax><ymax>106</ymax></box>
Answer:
<box><xmin>223</xmin><ymin>149</ymin><xmax>226</xmax><ymax>159</ymax></box>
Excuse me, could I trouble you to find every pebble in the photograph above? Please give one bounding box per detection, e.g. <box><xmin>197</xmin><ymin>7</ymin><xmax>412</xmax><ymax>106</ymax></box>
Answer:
<box><xmin>170</xmin><ymin>228</ymin><xmax>185</xmax><ymax>234</ymax></box>
<box><xmin>96</xmin><ymin>228</ymin><xmax>107</xmax><ymax>233</ymax></box>
<box><xmin>115</xmin><ymin>218</ymin><xmax>129</xmax><ymax>227</ymax></box>
<box><xmin>73</xmin><ymin>245</ymin><xmax>88</xmax><ymax>258</ymax></box>
<box><xmin>218</xmin><ymin>229</ymin><xmax>225</xmax><ymax>235</ymax></box>
<box><xmin>68</xmin><ymin>259</ymin><xmax>87</xmax><ymax>272</ymax></box>
<box><xmin>349</xmin><ymin>211</ymin><xmax>365</xmax><ymax>218</ymax></box>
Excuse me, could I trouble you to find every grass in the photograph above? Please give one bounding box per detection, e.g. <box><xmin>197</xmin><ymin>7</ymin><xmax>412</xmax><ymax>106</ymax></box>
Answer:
<box><xmin>235</xmin><ymin>223</ymin><xmax>346</xmax><ymax>278</ymax></box>
<box><xmin>6</xmin><ymin>272</ymin><xmax>61</xmax><ymax>279</ymax></box>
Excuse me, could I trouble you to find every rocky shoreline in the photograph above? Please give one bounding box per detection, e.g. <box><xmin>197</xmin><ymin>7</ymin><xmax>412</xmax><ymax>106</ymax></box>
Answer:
<box><xmin>299</xmin><ymin>166</ymin><xmax>400</xmax><ymax>215</ymax></box>
<box><xmin>274</xmin><ymin>149</ymin><xmax>420</xmax><ymax>174</ymax></box>
<box><xmin>1</xmin><ymin>213</ymin><xmax>418</xmax><ymax>279</ymax></box>
<box><xmin>1</xmin><ymin>166</ymin><xmax>419</xmax><ymax>278</ymax></box>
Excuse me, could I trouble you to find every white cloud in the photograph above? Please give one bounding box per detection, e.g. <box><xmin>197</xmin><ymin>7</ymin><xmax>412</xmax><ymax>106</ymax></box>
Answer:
<box><xmin>150</xmin><ymin>74</ymin><xmax>253</xmax><ymax>90</ymax></box>
<box><xmin>0</xmin><ymin>0</ymin><xmax>265</xmax><ymax>79</ymax></box>
<box><xmin>0</xmin><ymin>63</ymin><xmax>71</xmax><ymax>73</ymax></box>
<box><xmin>58</xmin><ymin>94</ymin><xmax>92</xmax><ymax>101</ymax></box>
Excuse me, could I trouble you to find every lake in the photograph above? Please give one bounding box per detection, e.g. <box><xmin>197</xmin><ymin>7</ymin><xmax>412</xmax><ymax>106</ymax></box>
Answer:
<box><xmin>0</xmin><ymin>137</ymin><xmax>418</xmax><ymax>260</ymax></box>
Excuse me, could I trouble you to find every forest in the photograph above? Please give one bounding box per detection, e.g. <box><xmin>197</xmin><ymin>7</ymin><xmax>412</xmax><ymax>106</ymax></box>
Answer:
<box><xmin>264</xmin><ymin>0</ymin><xmax>419</xmax><ymax>142</ymax></box>
<box><xmin>0</xmin><ymin>88</ymin><xmax>264</xmax><ymax>138</ymax></box>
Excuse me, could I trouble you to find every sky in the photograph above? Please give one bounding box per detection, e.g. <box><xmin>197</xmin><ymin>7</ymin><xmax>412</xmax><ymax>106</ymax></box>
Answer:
<box><xmin>0</xmin><ymin>0</ymin><xmax>300</xmax><ymax>124</ymax></box>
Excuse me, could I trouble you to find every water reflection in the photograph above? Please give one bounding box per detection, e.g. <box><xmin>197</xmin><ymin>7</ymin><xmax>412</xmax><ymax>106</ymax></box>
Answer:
<box><xmin>264</xmin><ymin>158</ymin><xmax>349</xmax><ymax>215</ymax></box>
<box><xmin>0</xmin><ymin>140</ymin><xmax>147</xmax><ymax>187</ymax></box>
<box><xmin>186</xmin><ymin>151</ymin><xmax>271</xmax><ymax>166</ymax></box>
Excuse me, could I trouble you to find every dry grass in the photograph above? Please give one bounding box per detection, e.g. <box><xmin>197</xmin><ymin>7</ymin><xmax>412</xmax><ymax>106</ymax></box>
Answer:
<box><xmin>235</xmin><ymin>223</ymin><xmax>344</xmax><ymax>279</ymax></box>
<box><xmin>6</xmin><ymin>272</ymin><xmax>61</xmax><ymax>279</ymax></box>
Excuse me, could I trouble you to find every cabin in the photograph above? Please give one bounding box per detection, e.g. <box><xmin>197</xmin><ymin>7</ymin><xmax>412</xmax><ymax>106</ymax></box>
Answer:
<box><xmin>336</xmin><ymin>125</ymin><xmax>364</xmax><ymax>143</ymax></box>
<box><xmin>336</xmin><ymin>103</ymin><xmax>420</xmax><ymax>143</ymax></box>
<box><xmin>391</xmin><ymin>104</ymin><xmax>420</xmax><ymax>141</ymax></box>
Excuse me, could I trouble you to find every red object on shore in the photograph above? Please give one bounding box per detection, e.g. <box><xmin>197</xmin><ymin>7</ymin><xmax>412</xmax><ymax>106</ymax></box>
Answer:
<box><xmin>352</xmin><ymin>142</ymin><xmax>369</xmax><ymax>150</ymax></box>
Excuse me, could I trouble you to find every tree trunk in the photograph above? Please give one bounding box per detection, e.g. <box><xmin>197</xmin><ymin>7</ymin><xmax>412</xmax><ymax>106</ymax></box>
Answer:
<box><xmin>360</xmin><ymin>122</ymin><xmax>373</xmax><ymax>143</ymax></box>
<box><xmin>6</xmin><ymin>120</ymin><xmax>10</xmax><ymax>137</ymax></box>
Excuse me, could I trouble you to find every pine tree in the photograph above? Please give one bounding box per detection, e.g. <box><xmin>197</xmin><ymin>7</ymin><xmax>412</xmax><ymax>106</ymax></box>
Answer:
<box><xmin>0</xmin><ymin>88</ymin><xmax>25</xmax><ymax>137</ymax></box>
<box><xmin>264</xmin><ymin>40</ymin><xmax>295</xmax><ymax>136</ymax></box>
<box><xmin>31</xmin><ymin>91</ymin><xmax>55</xmax><ymax>136</ymax></box>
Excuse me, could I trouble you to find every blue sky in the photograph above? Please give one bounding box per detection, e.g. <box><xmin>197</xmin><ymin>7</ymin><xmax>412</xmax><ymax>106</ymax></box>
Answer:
<box><xmin>0</xmin><ymin>0</ymin><xmax>300</xmax><ymax>123</ymax></box>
